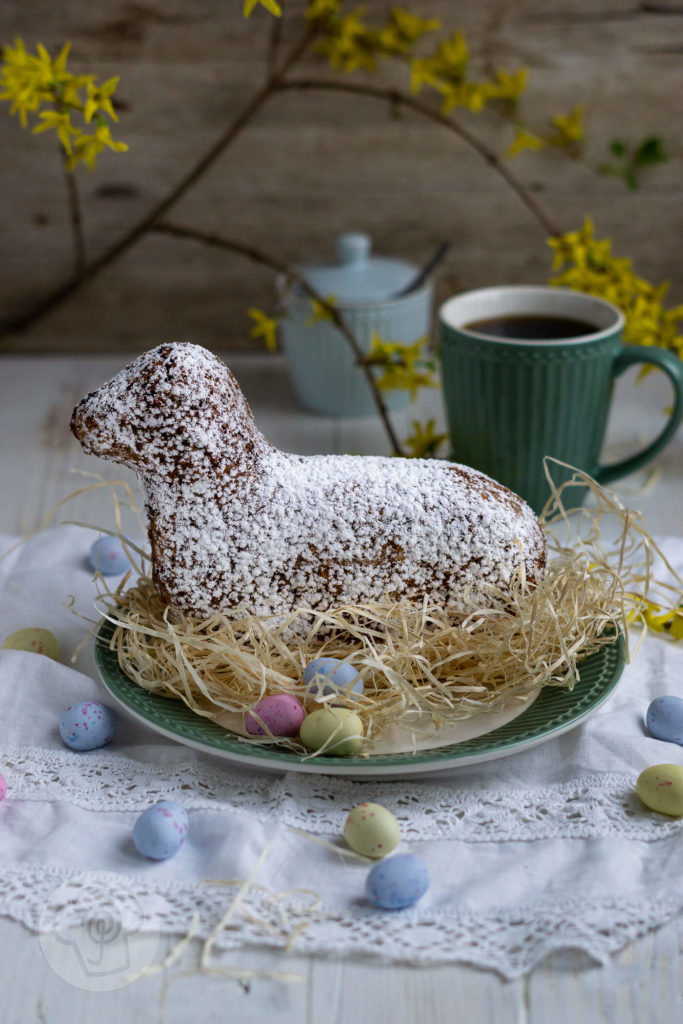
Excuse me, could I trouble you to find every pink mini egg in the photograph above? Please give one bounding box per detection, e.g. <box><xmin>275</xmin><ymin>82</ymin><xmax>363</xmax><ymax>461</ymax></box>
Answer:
<box><xmin>0</xmin><ymin>772</ymin><xmax>6</xmax><ymax>802</ymax></box>
<box><xmin>246</xmin><ymin>694</ymin><xmax>305</xmax><ymax>737</ymax></box>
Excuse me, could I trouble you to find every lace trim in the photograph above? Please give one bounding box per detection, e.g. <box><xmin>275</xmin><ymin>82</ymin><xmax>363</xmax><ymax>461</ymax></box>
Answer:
<box><xmin>2</xmin><ymin>745</ymin><xmax>680</xmax><ymax>843</ymax></box>
<box><xmin>0</xmin><ymin>862</ymin><xmax>678</xmax><ymax>978</ymax></box>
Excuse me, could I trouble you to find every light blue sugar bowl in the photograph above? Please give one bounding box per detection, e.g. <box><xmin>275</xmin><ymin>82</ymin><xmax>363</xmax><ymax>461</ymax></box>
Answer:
<box><xmin>279</xmin><ymin>232</ymin><xmax>433</xmax><ymax>417</ymax></box>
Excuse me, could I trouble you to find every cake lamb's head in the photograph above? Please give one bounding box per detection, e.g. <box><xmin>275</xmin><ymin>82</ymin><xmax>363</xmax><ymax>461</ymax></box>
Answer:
<box><xmin>70</xmin><ymin>342</ymin><xmax>264</xmax><ymax>481</ymax></box>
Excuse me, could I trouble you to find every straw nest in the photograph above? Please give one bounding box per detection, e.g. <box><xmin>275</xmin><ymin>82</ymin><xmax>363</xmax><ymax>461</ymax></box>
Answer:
<box><xmin>94</xmin><ymin>466</ymin><xmax>682</xmax><ymax>755</ymax></box>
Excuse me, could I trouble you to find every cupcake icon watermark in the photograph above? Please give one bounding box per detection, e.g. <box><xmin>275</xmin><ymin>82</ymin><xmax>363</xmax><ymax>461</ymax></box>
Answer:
<box><xmin>39</xmin><ymin>878</ymin><xmax>162</xmax><ymax>991</ymax></box>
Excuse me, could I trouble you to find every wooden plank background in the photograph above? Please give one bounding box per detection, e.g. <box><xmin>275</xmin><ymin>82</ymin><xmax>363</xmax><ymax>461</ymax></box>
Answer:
<box><xmin>1</xmin><ymin>0</ymin><xmax>681</xmax><ymax>355</ymax></box>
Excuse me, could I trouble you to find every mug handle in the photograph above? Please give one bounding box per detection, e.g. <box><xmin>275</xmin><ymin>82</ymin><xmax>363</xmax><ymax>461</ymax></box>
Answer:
<box><xmin>593</xmin><ymin>344</ymin><xmax>683</xmax><ymax>486</ymax></box>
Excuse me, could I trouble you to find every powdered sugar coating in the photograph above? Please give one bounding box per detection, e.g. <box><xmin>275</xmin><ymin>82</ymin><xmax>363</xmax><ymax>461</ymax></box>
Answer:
<box><xmin>71</xmin><ymin>343</ymin><xmax>546</xmax><ymax>619</ymax></box>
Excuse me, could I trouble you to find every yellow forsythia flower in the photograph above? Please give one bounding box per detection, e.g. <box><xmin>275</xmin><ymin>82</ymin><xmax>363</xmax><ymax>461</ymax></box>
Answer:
<box><xmin>317</xmin><ymin>9</ymin><xmax>379</xmax><ymax>73</ymax></box>
<box><xmin>548</xmin><ymin>218</ymin><xmax>683</xmax><ymax>360</ymax></box>
<box><xmin>506</xmin><ymin>105</ymin><xmax>583</xmax><ymax>162</ymax></box>
<box><xmin>492</xmin><ymin>67</ymin><xmax>528</xmax><ymax>102</ymax></box>
<box><xmin>376</xmin><ymin>8</ymin><xmax>440</xmax><ymax>55</ymax></box>
<box><xmin>306</xmin><ymin>0</ymin><xmax>342</xmax><ymax>20</ymax></box>
<box><xmin>1</xmin><ymin>38</ymin><xmax>127</xmax><ymax>171</ymax></box>
<box><xmin>317</xmin><ymin>5</ymin><xmax>439</xmax><ymax>74</ymax></box>
<box><xmin>549</xmin><ymin>104</ymin><xmax>585</xmax><ymax>148</ymax></box>
<box><xmin>410</xmin><ymin>31</ymin><xmax>527</xmax><ymax>116</ymax></box>
<box><xmin>243</xmin><ymin>0</ymin><xmax>282</xmax><ymax>16</ymax></box>
<box><xmin>366</xmin><ymin>333</ymin><xmax>437</xmax><ymax>399</ymax></box>
<box><xmin>32</xmin><ymin>110</ymin><xmax>78</xmax><ymax>153</ymax></box>
<box><xmin>670</xmin><ymin>612</ymin><xmax>683</xmax><ymax>641</ymax></box>
<box><xmin>506</xmin><ymin>126</ymin><xmax>545</xmax><ymax>158</ymax></box>
<box><xmin>66</xmin><ymin>124</ymin><xmax>128</xmax><ymax>170</ymax></box>
<box><xmin>84</xmin><ymin>77</ymin><xmax>120</xmax><ymax>123</ymax></box>
<box><xmin>305</xmin><ymin>295</ymin><xmax>337</xmax><ymax>326</ymax></box>
<box><xmin>628</xmin><ymin>598</ymin><xmax>683</xmax><ymax>641</ymax></box>
<box><xmin>248</xmin><ymin>308</ymin><xmax>279</xmax><ymax>351</ymax></box>
<box><xmin>1</xmin><ymin>38</ymin><xmax>54</xmax><ymax>125</ymax></box>
<box><xmin>403</xmin><ymin>418</ymin><xmax>448</xmax><ymax>458</ymax></box>
<box><xmin>411</xmin><ymin>30</ymin><xmax>468</xmax><ymax>95</ymax></box>
<box><xmin>390</xmin><ymin>7</ymin><xmax>440</xmax><ymax>41</ymax></box>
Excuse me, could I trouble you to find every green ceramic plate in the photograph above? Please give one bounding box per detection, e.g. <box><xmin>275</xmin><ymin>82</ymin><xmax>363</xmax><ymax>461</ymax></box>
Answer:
<box><xmin>95</xmin><ymin>619</ymin><xmax>626</xmax><ymax>778</ymax></box>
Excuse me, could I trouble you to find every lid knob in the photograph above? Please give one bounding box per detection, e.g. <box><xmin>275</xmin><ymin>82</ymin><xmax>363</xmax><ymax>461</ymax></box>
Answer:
<box><xmin>337</xmin><ymin>232</ymin><xmax>371</xmax><ymax>267</ymax></box>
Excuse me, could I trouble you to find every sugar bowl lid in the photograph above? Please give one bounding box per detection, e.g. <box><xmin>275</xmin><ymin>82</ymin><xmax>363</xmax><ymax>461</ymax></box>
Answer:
<box><xmin>298</xmin><ymin>233</ymin><xmax>418</xmax><ymax>305</ymax></box>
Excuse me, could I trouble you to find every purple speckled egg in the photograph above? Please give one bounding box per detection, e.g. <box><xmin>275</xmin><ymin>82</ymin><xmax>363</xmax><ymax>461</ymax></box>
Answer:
<box><xmin>133</xmin><ymin>801</ymin><xmax>189</xmax><ymax>860</ymax></box>
<box><xmin>88</xmin><ymin>535</ymin><xmax>132</xmax><ymax>576</ymax></box>
<box><xmin>246</xmin><ymin>694</ymin><xmax>305</xmax><ymax>737</ymax></box>
<box><xmin>59</xmin><ymin>701</ymin><xmax>118</xmax><ymax>751</ymax></box>
<box><xmin>0</xmin><ymin>772</ymin><xmax>6</xmax><ymax>802</ymax></box>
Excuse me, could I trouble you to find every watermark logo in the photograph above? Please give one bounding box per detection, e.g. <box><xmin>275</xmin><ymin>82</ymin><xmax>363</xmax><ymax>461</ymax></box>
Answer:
<box><xmin>39</xmin><ymin>879</ymin><xmax>162</xmax><ymax>991</ymax></box>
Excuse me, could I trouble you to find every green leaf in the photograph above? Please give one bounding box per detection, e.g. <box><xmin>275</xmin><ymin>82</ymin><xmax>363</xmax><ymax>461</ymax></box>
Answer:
<box><xmin>633</xmin><ymin>136</ymin><xmax>667</xmax><ymax>166</ymax></box>
<box><xmin>625</xmin><ymin>168</ymin><xmax>639</xmax><ymax>191</ymax></box>
<box><xmin>608</xmin><ymin>139</ymin><xmax>627</xmax><ymax>158</ymax></box>
<box><xmin>598</xmin><ymin>163</ymin><xmax>623</xmax><ymax>178</ymax></box>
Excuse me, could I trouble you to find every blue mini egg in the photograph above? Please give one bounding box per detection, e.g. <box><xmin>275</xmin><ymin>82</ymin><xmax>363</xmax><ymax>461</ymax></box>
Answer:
<box><xmin>646</xmin><ymin>696</ymin><xmax>683</xmax><ymax>745</ymax></box>
<box><xmin>59</xmin><ymin>701</ymin><xmax>118</xmax><ymax>751</ymax></box>
<box><xmin>88</xmin><ymin>535</ymin><xmax>132</xmax><ymax>576</ymax></box>
<box><xmin>303</xmin><ymin>657</ymin><xmax>363</xmax><ymax>699</ymax></box>
<box><xmin>133</xmin><ymin>801</ymin><xmax>189</xmax><ymax>860</ymax></box>
<box><xmin>365</xmin><ymin>854</ymin><xmax>430</xmax><ymax>910</ymax></box>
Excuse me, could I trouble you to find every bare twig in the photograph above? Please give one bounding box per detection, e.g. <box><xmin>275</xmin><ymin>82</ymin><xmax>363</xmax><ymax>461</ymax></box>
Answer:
<box><xmin>152</xmin><ymin>220</ymin><xmax>406</xmax><ymax>456</ymax></box>
<box><xmin>0</xmin><ymin>25</ymin><xmax>317</xmax><ymax>343</ymax></box>
<box><xmin>62</xmin><ymin>157</ymin><xmax>86</xmax><ymax>274</ymax></box>
<box><xmin>280</xmin><ymin>77</ymin><xmax>563</xmax><ymax>238</ymax></box>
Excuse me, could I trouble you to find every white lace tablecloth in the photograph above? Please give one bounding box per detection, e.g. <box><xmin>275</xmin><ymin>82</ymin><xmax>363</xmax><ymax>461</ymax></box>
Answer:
<box><xmin>2</xmin><ymin>525</ymin><xmax>683</xmax><ymax>979</ymax></box>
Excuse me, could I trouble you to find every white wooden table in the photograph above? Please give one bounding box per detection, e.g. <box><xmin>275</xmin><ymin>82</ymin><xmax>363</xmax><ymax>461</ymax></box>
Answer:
<box><xmin>1</xmin><ymin>352</ymin><xmax>682</xmax><ymax>1023</ymax></box>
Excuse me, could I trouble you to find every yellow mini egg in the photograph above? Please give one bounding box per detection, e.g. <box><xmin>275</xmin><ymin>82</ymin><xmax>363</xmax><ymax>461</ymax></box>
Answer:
<box><xmin>344</xmin><ymin>802</ymin><xmax>401</xmax><ymax>858</ymax></box>
<box><xmin>3</xmin><ymin>627</ymin><xmax>59</xmax><ymax>661</ymax></box>
<box><xmin>300</xmin><ymin>707</ymin><xmax>364</xmax><ymax>756</ymax></box>
<box><xmin>636</xmin><ymin>764</ymin><xmax>683</xmax><ymax>816</ymax></box>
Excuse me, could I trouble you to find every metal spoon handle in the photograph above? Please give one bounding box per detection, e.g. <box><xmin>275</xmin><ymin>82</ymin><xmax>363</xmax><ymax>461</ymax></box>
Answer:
<box><xmin>392</xmin><ymin>241</ymin><xmax>451</xmax><ymax>298</ymax></box>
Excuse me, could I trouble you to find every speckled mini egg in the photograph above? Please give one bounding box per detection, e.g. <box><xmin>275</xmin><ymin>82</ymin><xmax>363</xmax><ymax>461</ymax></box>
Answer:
<box><xmin>303</xmin><ymin>658</ymin><xmax>363</xmax><ymax>700</ymax></box>
<box><xmin>59</xmin><ymin>701</ymin><xmax>118</xmax><ymax>751</ymax></box>
<box><xmin>133</xmin><ymin>801</ymin><xmax>189</xmax><ymax>860</ymax></box>
<box><xmin>344</xmin><ymin>802</ymin><xmax>401</xmax><ymax>858</ymax></box>
<box><xmin>636</xmin><ymin>764</ymin><xmax>683</xmax><ymax>816</ymax></box>
<box><xmin>646</xmin><ymin>697</ymin><xmax>683</xmax><ymax>745</ymax></box>
<box><xmin>299</xmin><ymin>707</ymin><xmax>364</xmax><ymax>756</ymax></box>
<box><xmin>246</xmin><ymin>694</ymin><xmax>305</xmax><ymax>737</ymax></box>
<box><xmin>365</xmin><ymin>854</ymin><xmax>430</xmax><ymax>910</ymax></box>
<box><xmin>88</xmin><ymin>535</ymin><xmax>132</xmax><ymax>576</ymax></box>
<box><xmin>0</xmin><ymin>772</ymin><xmax>6</xmax><ymax>802</ymax></box>
<box><xmin>3</xmin><ymin>627</ymin><xmax>59</xmax><ymax>660</ymax></box>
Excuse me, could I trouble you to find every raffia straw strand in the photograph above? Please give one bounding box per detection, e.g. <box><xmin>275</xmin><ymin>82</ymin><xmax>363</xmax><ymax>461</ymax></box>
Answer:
<box><xmin>201</xmin><ymin>837</ymin><xmax>276</xmax><ymax>968</ymax></box>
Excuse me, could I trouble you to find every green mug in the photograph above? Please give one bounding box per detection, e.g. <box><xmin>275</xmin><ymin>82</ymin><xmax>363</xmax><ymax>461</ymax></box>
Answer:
<box><xmin>439</xmin><ymin>285</ymin><xmax>683</xmax><ymax>513</ymax></box>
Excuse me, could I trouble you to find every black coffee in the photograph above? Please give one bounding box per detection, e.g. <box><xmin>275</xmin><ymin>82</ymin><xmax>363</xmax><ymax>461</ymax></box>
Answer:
<box><xmin>464</xmin><ymin>314</ymin><xmax>597</xmax><ymax>340</ymax></box>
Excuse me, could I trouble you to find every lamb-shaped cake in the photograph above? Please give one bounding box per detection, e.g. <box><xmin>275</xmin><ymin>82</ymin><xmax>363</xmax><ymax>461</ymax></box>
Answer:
<box><xmin>71</xmin><ymin>342</ymin><xmax>546</xmax><ymax>619</ymax></box>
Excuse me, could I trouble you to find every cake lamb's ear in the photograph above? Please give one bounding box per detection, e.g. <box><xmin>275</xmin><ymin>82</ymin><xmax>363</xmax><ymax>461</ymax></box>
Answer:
<box><xmin>70</xmin><ymin>342</ymin><xmax>264</xmax><ymax>477</ymax></box>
